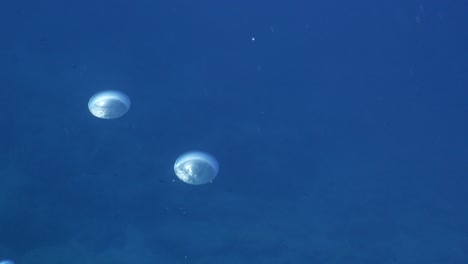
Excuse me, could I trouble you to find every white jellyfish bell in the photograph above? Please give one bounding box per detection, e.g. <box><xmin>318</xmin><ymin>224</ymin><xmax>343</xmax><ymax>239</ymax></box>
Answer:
<box><xmin>174</xmin><ymin>151</ymin><xmax>219</xmax><ymax>185</ymax></box>
<box><xmin>88</xmin><ymin>90</ymin><xmax>131</xmax><ymax>119</ymax></box>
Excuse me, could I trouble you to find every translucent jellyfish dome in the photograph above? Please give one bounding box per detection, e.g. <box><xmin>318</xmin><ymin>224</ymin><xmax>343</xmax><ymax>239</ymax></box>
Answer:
<box><xmin>88</xmin><ymin>90</ymin><xmax>130</xmax><ymax>119</ymax></box>
<box><xmin>0</xmin><ymin>260</ymin><xmax>15</xmax><ymax>264</ymax></box>
<box><xmin>174</xmin><ymin>151</ymin><xmax>219</xmax><ymax>185</ymax></box>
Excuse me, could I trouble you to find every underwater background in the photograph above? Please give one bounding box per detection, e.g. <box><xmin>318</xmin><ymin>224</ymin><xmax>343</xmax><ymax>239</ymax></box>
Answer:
<box><xmin>0</xmin><ymin>0</ymin><xmax>467</xmax><ymax>263</ymax></box>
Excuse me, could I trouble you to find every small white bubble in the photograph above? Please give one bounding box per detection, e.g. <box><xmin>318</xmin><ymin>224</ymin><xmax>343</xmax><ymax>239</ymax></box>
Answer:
<box><xmin>174</xmin><ymin>151</ymin><xmax>219</xmax><ymax>185</ymax></box>
<box><xmin>88</xmin><ymin>90</ymin><xmax>131</xmax><ymax>119</ymax></box>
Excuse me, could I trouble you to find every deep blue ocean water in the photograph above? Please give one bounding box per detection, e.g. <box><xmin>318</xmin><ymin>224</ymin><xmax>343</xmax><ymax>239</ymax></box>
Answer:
<box><xmin>0</xmin><ymin>0</ymin><xmax>467</xmax><ymax>263</ymax></box>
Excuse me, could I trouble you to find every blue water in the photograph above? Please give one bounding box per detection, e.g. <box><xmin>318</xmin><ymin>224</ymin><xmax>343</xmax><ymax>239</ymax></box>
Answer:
<box><xmin>0</xmin><ymin>0</ymin><xmax>467</xmax><ymax>263</ymax></box>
